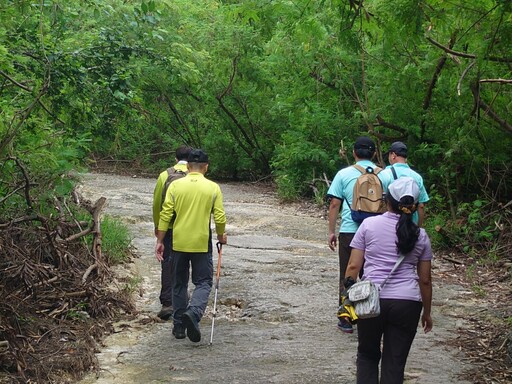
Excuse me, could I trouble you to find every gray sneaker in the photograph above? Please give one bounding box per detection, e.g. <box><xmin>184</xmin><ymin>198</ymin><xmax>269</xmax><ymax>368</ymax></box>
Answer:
<box><xmin>157</xmin><ymin>306</ymin><xmax>173</xmax><ymax>320</ymax></box>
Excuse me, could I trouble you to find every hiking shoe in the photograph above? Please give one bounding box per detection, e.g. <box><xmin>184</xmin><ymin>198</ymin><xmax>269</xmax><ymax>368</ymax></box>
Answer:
<box><xmin>182</xmin><ymin>309</ymin><xmax>201</xmax><ymax>342</ymax></box>
<box><xmin>337</xmin><ymin>318</ymin><xmax>353</xmax><ymax>334</ymax></box>
<box><xmin>157</xmin><ymin>305</ymin><xmax>173</xmax><ymax>320</ymax></box>
<box><xmin>172</xmin><ymin>324</ymin><xmax>186</xmax><ymax>339</ymax></box>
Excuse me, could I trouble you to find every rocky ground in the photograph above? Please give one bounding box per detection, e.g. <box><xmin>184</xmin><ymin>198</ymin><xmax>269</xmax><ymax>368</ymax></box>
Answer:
<box><xmin>73</xmin><ymin>172</ymin><xmax>511</xmax><ymax>384</ymax></box>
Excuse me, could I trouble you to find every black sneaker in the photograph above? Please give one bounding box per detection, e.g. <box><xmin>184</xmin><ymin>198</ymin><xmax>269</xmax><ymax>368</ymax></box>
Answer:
<box><xmin>157</xmin><ymin>305</ymin><xmax>173</xmax><ymax>320</ymax></box>
<box><xmin>172</xmin><ymin>324</ymin><xmax>186</xmax><ymax>339</ymax></box>
<box><xmin>182</xmin><ymin>309</ymin><xmax>201</xmax><ymax>342</ymax></box>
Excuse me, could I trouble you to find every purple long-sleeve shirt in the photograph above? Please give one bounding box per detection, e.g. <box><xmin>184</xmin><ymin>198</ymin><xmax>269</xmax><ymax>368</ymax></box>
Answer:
<box><xmin>350</xmin><ymin>212</ymin><xmax>433</xmax><ymax>301</ymax></box>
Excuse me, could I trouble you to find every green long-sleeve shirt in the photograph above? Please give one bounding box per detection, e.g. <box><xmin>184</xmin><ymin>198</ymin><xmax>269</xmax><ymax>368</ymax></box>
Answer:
<box><xmin>152</xmin><ymin>162</ymin><xmax>189</xmax><ymax>230</ymax></box>
<box><xmin>158</xmin><ymin>172</ymin><xmax>226</xmax><ymax>253</ymax></box>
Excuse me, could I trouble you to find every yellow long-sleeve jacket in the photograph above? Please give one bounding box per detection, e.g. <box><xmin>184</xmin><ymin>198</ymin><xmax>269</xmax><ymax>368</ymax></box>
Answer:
<box><xmin>158</xmin><ymin>172</ymin><xmax>226</xmax><ymax>253</ymax></box>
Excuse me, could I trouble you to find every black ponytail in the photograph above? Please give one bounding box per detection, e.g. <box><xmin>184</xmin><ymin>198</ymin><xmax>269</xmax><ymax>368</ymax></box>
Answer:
<box><xmin>386</xmin><ymin>194</ymin><xmax>420</xmax><ymax>254</ymax></box>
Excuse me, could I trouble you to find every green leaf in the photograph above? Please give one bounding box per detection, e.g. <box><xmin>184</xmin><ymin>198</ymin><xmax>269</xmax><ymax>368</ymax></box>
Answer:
<box><xmin>113</xmin><ymin>90</ymin><xmax>126</xmax><ymax>100</ymax></box>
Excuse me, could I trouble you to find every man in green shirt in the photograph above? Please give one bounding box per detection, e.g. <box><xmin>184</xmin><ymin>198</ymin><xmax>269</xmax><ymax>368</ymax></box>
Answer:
<box><xmin>152</xmin><ymin>145</ymin><xmax>191</xmax><ymax>320</ymax></box>
<box><xmin>155</xmin><ymin>149</ymin><xmax>227</xmax><ymax>342</ymax></box>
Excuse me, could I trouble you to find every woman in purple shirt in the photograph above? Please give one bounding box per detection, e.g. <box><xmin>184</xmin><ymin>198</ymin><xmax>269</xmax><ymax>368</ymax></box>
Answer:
<box><xmin>345</xmin><ymin>177</ymin><xmax>433</xmax><ymax>384</ymax></box>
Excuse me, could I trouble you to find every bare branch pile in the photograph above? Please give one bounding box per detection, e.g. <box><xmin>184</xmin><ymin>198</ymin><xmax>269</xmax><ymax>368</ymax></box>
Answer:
<box><xmin>0</xmin><ymin>193</ymin><xmax>135</xmax><ymax>383</ymax></box>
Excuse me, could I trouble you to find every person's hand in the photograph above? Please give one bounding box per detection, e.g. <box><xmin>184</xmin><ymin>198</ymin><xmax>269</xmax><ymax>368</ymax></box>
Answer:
<box><xmin>421</xmin><ymin>313</ymin><xmax>433</xmax><ymax>333</ymax></box>
<box><xmin>328</xmin><ymin>233</ymin><xmax>337</xmax><ymax>251</ymax></box>
<box><xmin>155</xmin><ymin>242</ymin><xmax>164</xmax><ymax>262</ymax></box>
<box><xmin>217</xmin><ymin>233</ymin><xmax>227</xmax><ymax>244</ymax></box>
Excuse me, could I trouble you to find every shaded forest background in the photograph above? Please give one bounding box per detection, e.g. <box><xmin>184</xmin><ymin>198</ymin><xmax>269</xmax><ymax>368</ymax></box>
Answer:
<box><xmin>0</xmin><ymin>0</ymin><xmax>511</xmax><ymax>382</ymax></box>
<box><xmin>2</xmin><ymin>0</ymin><xmax>512</xmax><ymax>250</ymax></box>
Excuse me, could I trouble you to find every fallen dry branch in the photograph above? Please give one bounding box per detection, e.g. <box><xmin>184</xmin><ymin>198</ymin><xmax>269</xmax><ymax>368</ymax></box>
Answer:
<box><xmin>437</xmin><ymin>255</ymin><xmax>512</xmax><ymax>384</ymax></box>
<box><xmin>0</xmin><ymin>193</ymin><xmax>135</xmax><ymax>383</ymax></box>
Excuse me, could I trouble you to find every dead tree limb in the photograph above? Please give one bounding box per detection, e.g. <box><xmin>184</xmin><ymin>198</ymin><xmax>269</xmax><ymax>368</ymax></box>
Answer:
<box><xmin>441</xmin><ymin>255</ymin><xmax>464</xmax><ymax>265</ymax></box>
<box><xmin>64</xmin><ymin>227</ymin><xmax>92</xmax><ymax>242</ymax></box>
<box><xmin>470</xmin><ymin>82</ymin><xmax>512</xmax><ymax>134</ymax></box>
<box><xmin>0</xmin><ymin>214</ymin><xmax>41</xmax><ymax>229</ymax></box>
<box><xmin>479</xmin><ymin>79</ymin><xmax>512</xmax><ymax>84</ymax></box>
<box><xmin>91</xmin><ymin>197</ymin><xmax>107</xmax><ymax>275</ymax></box>
<box><xmin>6</xmin><ymin>157</ymin><xmax>33</xmax><ymax>211</ymax></box>
<box><xmin>82</xmin><ymin>263</ymin><xmax>97</xmax><ymax>284</ymax></box>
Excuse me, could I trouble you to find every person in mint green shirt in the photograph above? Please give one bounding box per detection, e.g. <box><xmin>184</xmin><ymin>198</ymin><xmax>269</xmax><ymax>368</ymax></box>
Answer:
<box><xmin>152</xmin><ymin>145</ymin><xmax>192</xmax><ymax>321</ymax></box>
<box><xmin>327</xmin><ymin>136</ymin><xmax>390</xmax><ymax>334</ymax></box>
<box><xmin>381</xmin><ymin>141</ymin><xmax>429</xmax><ymax>227</ymax></box>
<box><xmin>155</xmin><ymin>149</ymin><xmax>227</xmax><ymax>343</ymax></box>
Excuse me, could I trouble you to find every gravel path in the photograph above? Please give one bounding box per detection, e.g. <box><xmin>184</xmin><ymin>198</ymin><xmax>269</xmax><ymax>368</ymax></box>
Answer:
<box><xmin>77</xmin><ymin>172</ymin><xmax>471</xmax><ymax>384</ymax></box>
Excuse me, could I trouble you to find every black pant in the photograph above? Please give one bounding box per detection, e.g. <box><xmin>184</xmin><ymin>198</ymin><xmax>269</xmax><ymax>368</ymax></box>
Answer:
<box><xmin>356</xmin><ymin>299</ymin><xmax>423</xmax><ymax>384</ymax></box>
<box><xmin>159</xmin><ymin>230</ymin><xmax>173</xmax><ymax>306</ymax></box>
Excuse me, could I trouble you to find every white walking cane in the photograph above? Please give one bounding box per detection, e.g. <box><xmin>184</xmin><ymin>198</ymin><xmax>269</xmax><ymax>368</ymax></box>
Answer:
<box><xmin>209</xmin><ymin>242</ymin><xmax>223</xmax><ymax>345</ymax></box>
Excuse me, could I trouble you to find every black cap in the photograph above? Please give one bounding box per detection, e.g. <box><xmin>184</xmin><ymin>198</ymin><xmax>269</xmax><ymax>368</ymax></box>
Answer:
<box><xmin>187</xmin><ymin>149</ymin><xmax>209</xmax><ymax>163</ymax></box>
<box><xmin>354</xmin><ymin>136</ymin><xmax>376</xmax><ymax>152</ymax></box>
<box><xmin>385</xmin><ymin>141</ymin><xmax>407</xmax><ymax>157</ymax></box>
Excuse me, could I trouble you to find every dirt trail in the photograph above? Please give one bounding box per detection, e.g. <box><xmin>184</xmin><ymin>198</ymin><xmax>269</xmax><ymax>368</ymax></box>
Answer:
<box><xmin>77</xmin><ymin>172</ymin><xmax>471</xmax><ymax>384</ymax></box>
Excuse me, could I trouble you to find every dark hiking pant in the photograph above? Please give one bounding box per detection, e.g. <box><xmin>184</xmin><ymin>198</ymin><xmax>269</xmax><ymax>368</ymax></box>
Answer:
<box><xmin>159</xmin><ymin>230</ymin><xmax>173</xmax><ymax>307</ymax></box>
<box><xmin>338</xmin><ymin>233</ymin><xmax>355</xmax><ymax>306</ymax></box>
<box><xmin>356</xmin><ymin>299</ymin><xmax>423</xmax><ymax>384</ymax></box>
<box><xmin>172</xmin><ymin>249</ymin><xmax>213</xmax><ymax>325</ymax></box>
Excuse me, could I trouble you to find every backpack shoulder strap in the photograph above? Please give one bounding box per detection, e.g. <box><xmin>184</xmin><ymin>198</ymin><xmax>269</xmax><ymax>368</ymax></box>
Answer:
<box><xmin>354</xmin><ymin>164</ymin><xmax>382</xmax><ymax>175</ymax></box>
<box><xmin>167</xmin><ymin>166</ymin><xmax>177</xmax><ymax>175</ymax></box>
<box><xmin>353</xmin><ymin>164</ymin><xmax>366</xmax><ymax>174</ymax></box>
<box><xmin>390</xmin><ymin>166</ymin><xmax>398</xmax><ymax>180</ymax></box>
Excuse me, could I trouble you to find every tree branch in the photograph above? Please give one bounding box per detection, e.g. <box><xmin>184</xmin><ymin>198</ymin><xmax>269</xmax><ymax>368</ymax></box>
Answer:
<box><xmin>6</xmin><ymin>157</ymin><xmax>33</xmax><ymax>211</ymax></box>
<box><xmin>458</xmin><ymin>61</ymin><xmax>476</xmax><ymax>96</ymax></box>
<box><xmin>374</xmin><ymin>115</ymin><xmax>407</xmax><ymax>135</ymax></box>
<box><xmin>426</xmin><ymin>36</ymin><xmax>512</xmax><ymax>63</ymax></box>
<box><xmin>0</xmin><ymin>70</ymin><xmax>33</xmax><ymax>92</ymax></box>
<box><xmin>479</xmin><ymin>79</ymin><xmax>512</xmax><ymax>84</ymax></box>
<box><xmin>163</xmin><ymin>93</ymin><xmax>200</xmax><ymax>146</ymax></box>
<box><xmin>421</xmin><ymin>33</ymin><xmax>457</xmax><ymax>140</ymax></box>
<box><xmin>37</xmin><ymin>100</ymin><xmax>65</xmax><ymax>125</ymax></box>
<box><xmin>470</xmin><ymin>82</ymin><xmax>512</xmax><ymax>134</ymax></box>
<box><xmin>216</xmin><ymin>57</ymin><xmax>262</xmax><ymax>161</ymax></box>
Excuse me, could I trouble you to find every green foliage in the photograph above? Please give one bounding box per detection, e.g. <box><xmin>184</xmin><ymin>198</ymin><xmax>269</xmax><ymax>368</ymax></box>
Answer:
<box><xmin>101</xmin><ymin>215</ymin><xmax>132</xmax><ymax>265</ymax></box>
<box><xmin>426</xmin><ymin>194</ymin><xmax>508</xmax><ymax>263</ymax></box>
<box><xmin>272</xmin><ymin>130</ymin><xmax>331</xmax><ymax>200</ymax></box>
<box><xmin>1</xmin><ymin>0</ymin><xmax>511</xmax><ymax>262</ymax></box>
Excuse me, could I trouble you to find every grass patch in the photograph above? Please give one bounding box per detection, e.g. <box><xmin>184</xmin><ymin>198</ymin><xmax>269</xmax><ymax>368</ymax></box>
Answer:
<box><xmin>101</xmin><ymin>215</ymin><xmax>132</xmax><ymax>264</ymax></box>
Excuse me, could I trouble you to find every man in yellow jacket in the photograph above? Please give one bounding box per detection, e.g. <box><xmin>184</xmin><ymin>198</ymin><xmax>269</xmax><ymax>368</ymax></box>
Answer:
<box><xmin>155</xmin><ymin>149</ymin><xmax>227</xmax><ymax>342</ymax></box>
<box><xmin>152</xmin><ymin>145</ymin><xmax>191</xmax><ymax>320</ymax></box>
